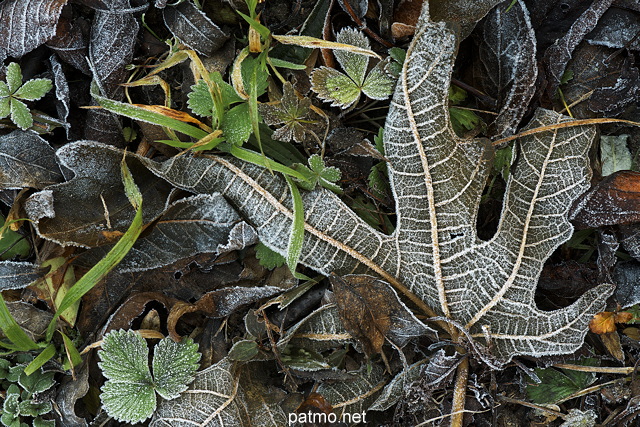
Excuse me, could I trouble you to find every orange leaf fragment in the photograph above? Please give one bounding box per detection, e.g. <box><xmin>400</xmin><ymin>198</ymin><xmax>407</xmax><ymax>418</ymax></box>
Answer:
<box><xmin>589</xmin><ymin>310</ymin><xmax>634</xmax><ymax>334</ymax></box>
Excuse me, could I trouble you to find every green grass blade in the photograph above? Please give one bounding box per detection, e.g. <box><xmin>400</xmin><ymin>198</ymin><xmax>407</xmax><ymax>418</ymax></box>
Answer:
<box><xmin>24</xmin><ymin>343</ymin><xmax>56</xmax><ymax>375</ymax></box>
<box><xmin>91</xmin><ymin>81</ymin><xmax>208</xmax><ymax>140</ymax></box>
<box><xmin>237</xmin><ymin>10</ymin><xmax>271</xmax><ymax>40</ymax></box>
<box><xmin>225</xmin><ymin>144</ymin><xmax>307</xmax><ymax>180</ymax></box>
<box><xmin>284</xmin><ymin>176</ymin><xmax>305</xmax><ymax>277</ymax></box>
<box><xmin>60</xmin><ymin>331</ymin><xmax>83</xmax><ymax>370</ymax></box>
<box><xmin>46</xmin><ymin>159</ymin><xmax>145</xmax><ymax>342</ymax></box>
<box><xmin>0</xmin><ymin>293</ymin><xmax>38</xmax><ymax>351</ymax></box>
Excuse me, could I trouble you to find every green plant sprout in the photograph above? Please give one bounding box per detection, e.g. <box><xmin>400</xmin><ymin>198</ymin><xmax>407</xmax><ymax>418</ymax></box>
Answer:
<box><xmin>0</xmin><ymin>63</ymin><xmax>52</xmax><ymax>130</ymax></box>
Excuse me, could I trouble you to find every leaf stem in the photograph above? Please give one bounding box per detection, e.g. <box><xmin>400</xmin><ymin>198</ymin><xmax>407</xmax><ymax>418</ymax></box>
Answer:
<box><xmin>450</xmin><ymin>346</ymin><xmax>469</xmax><ymax>427</ymax></box>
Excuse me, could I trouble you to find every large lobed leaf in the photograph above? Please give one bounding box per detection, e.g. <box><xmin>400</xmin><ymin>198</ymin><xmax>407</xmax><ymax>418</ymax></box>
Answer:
<box><xmin>141</xmin><ymin>0</ymin><xmax>612</xmax><ymax>365</ymax></box>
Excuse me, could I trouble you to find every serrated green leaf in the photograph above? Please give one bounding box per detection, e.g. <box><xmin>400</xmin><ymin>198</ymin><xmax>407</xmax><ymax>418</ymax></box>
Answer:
<box><xmin>10</xmin><ymin>99</ymin><xmax>33</xmax><ymax>130</ymax></box>
<box><xmin>601</xmin><ymin>134</ymin><xmax>632</xmax><ymax>176</ymax></box>
<box><xmin>294</xmin><ymin>155</ymin><xmax>342</xmax><ymax>193</ymax></box>
<box><xmin>98</xmin><ymin>330</ymin><xmax>152</xmax><ymax>384</ymax></box>
<box><xmin>187</xmin><ymin>80</ymin><xmax>215</xmax><ymax>117</ymax></box>
<box><xmin>311</xmin><ymin>67</ymin><xmax>360</xmax><ymax>109</ymax></box>
<box><xmin>362</xmin><ymin>61</ymin><xmax>395</xmax><ymax>101</ymax></box>
<box><xmin>13</xmin><ymin>79</ymin><xmax>52</xmax><ymax>101</ymax></box>
<box><xmin>17</xmin><ymin>400</ymin><xmax>52</xmax><ymax>417</ymax></box>
<box><xmin>255</xmin><ymin>242</ymin><xmax>286</xmax><ymax>270</ymax></box>
<box><xmin>334</xmin><ymin>28</ymin><xmax>370</xmax><ymax>86</ymax></box>
<box><xmin>101</xmin><ymin>380</ymin><xmax>156</xmax><ymax>424</ymax></box>
<box><xmin>32</xmin><ymin>417</ymin><xmax>55</xmax><ymax>427</ymax></box>
<box><xmin>152</xmin><ymin>337</ymin><xmax>200</xmax><ymax>400</ymax></box>
<box><xmin>20</xmin><ymin>364</ymin><xmax>55</xmax><ymax>393</ymax></box>
<box><xmin>0</xmin><ymin>81</ymin><xmax>10</xmax><ymax>97</ymax></box>
<box><xmin>6</xmin><ymin>63</ymin><xmax>22</xmax><ymax>93</ymax></box>
<box><xmin>0</xmin><ymin>97</ymin><xmax>10</xmax><ymax>119</ymax></box>
<box><xmin>221</xmin><ymin>103</ymin><xmax>252</xmax><ymax>145</ymax></box>
<box><xmin>449</xmin><ymin>106</ymin><xmax>482</xmax><ymax>136</ymax></box>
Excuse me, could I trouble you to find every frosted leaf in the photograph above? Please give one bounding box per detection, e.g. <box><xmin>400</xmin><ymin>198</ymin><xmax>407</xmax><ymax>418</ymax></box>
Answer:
<box><xmin>99</xmin><ymin>330</ymin><xmax>152</xmax><ymax>384</ymax></box>
<box><xmin>601</xmin><ymin>135</ymin><xmax>632</xmax><ymax>176</ymax></box>
<box><xmin>369</xmin><ymin>359</ymin><xmax>428</xmax><ymax>411</ymax></box>
<box><xmin>277</xmin><ymin>304</ymin><xmax>352</xmax><ymax>353</ymax></box>
<box><xmin>153</xmin><ymin>338</ymin><xmax>200</xmax><ymax>400</ymax></box>
<box><xmin>334</xmin><ymin>28</ymin><xmax>370</xmax><ymax>87</ymax></box>
<box><xmin>76</xmin><ymin>194</ymin><xmax>244</xmax><ymax>272</ymax></box>
<box><xmin>0</xmin><ymin>130</ymin><xmax>64</xmax><ymax>190</ymax></box>
<box><xmin>151</xmin><ymin>358</ymin><xmax>288</xmax><ymax>426</ymax></box>
<box><xmin>0</xmin><ymin>262</ymin><xmax>40</xmax><ymax>291</ymax></box>
<box><xmin>316</xmin><ymin>363</ymin><xmax>387</xmax><ymax>417</ymax></box>
<box><xmin>475</xmin><ymin>0</ymin><xmax>537</xmax><ymax>138</ymax></box>
<box><xmin>142</xmin><ymin>1</ymin><xmax>612</xmax><ymax>364</ymax></box>
<box><xmin>310</xmin><ymin>28</ymin><xmax>394</xmax><ymax>108</ymax></box>
<box><xmin>361</xmin><ymin>60</ymin><xmax>395</xmax><ymax>101</ymax></box>
<box><xmin>99</xmin><ymin>330</ymin><xmax>201</xmax><ymax>423</ymax></box>
<box><xmin>25</xmin><ymin>141</ymin><xmax>173</xmax><ymax>248</ymax></box>
<box><xmin>310</xmin><ymin>67</ymin><xmax>362</xmax><ymax>108</ymax></box>
<box><xmin>0</xmin><ymin>0</ymin><xmax>68</xmax><ymax>63</ymax></box>
<box><xmin>163</xmin><ymin>1</ymin><xmax>228</xmax><ymax>57</ymax></box>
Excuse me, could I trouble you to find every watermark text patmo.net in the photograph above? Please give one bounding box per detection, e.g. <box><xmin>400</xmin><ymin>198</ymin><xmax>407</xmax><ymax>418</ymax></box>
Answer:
<box><xmin>288</xmin><ymin>411</ymin><xmax>367</xmax><ymax>424</ymax></box>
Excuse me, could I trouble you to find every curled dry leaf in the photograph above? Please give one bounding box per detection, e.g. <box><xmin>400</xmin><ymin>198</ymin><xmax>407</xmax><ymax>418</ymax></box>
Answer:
<box><xmin>167</xmin><ymin>286</ymin><xmax>283</xmax><ymax>339</ymax></box>
<box><xmin>330</xmin><ymin>274</ymin><xmax>434</xmax><ymax>357</ymax></box>
<box><xmin>571</xmin><ymin>171</ymin><xmax>640</xmax><ymax>228</ymax></box>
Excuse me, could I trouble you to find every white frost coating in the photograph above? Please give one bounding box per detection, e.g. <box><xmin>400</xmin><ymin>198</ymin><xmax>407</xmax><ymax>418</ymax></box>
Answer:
<box><xmin>24</xmin><ymin>189</ymin><xmax>55</xmax><ymax>222</ymax></box>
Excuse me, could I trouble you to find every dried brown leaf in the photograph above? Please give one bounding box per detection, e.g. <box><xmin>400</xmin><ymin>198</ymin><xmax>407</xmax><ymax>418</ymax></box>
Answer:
<box><xmin>331</xmin><ymin>274</ymin><xmax>433</xmax><ymax>356</ymax></box>
<box><xmin>571</xmin><ymin>171</ymin><xmax>640</xmax><ymax>228</ymax></box>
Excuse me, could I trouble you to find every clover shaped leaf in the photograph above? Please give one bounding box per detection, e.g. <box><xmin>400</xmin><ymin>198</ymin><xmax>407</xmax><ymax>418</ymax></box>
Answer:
<box><xmin>98</xmin><ymin>330</ymin><xmax>200</xmax><ymax>424</ymax></box>
<box><xmin>310</xmin><ymin>28</ymin><xmax>395</xmax><ymax>109</ymax></box>
<box><xmin>0</xmin><ymin>63</ymin><xmax>52</xmax><ymax>130</ymax></box>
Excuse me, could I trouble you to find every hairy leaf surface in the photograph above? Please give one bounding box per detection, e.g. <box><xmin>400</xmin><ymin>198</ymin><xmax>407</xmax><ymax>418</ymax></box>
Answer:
<box><xmin>140</xmin><ymin>2</ymin><xmax>613</xmax><ymax>363</ymax></box>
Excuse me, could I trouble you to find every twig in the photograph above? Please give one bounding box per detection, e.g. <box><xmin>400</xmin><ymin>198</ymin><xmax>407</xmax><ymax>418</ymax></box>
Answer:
<box><xmin>451</xmin><ymin>78</ymin><xmax>497</xmax><ymax>109</ymax></box>
<box><xmin>491</xmin><ymin>117</ymin><xmax>640</xmax><ymax>147</ymax></box>
<box><xmin>553</xmin><ymin>363</ymin><xmax>638</xmax><ymax>375</ymax></box>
